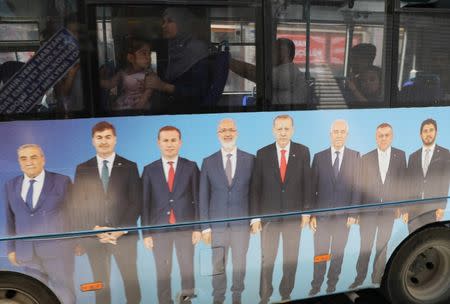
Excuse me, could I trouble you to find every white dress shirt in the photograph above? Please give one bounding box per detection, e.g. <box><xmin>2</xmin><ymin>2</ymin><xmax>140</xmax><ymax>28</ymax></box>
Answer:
<box><xmin>21</xmin><ymin>170</ymin><xmax>45</xmax><ymax>208</ymax></box>
<box><xmin>276</xmin><ymin>142</ymin><xmax>291</xmax><ymax>167</ymax></box>
<box><xmin>221</xmin><ymin>147</ymin><xmax>237</xmax><ymax>179</ymax></box>
<box><xmin>377</xmin><ymin>147</ymin><xmax>391</xmax><ymax>184</ymax></box>
<box><xmin>331</xmin><ymin>146</ymin><xmax>345</xmax><ymax>171</ymax></box>
<box><xmin>162</xmin><ymin>156</ymin><xmax>179</xmax><ymax>181</ymax></box>
<box><xmin>96</xmin><ymin>153</ymin><xmax>116</xmax><ymax>178</ymax></box>
<box><xmin>421</xmin><ymin>143</ymin><xmax>435</xmax><ymax>174</ymax></box>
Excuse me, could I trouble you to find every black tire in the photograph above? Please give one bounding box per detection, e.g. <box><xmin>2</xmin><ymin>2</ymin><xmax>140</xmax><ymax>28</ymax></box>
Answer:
<box><xmin>383</xmin><ymin>226</ymin><xmax>450</xmax><ymax>304</ymax></box>
<box><xmin>0</xmin><ymin>271</ymin><xmax>60</xmax><ymax>304</ymax></box>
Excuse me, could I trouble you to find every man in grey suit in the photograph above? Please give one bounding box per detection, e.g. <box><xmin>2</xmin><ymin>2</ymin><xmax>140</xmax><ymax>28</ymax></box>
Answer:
<box><xmin>309</xmin><ymin>119</ymin><xmax>361</xmax><ymax>296</ymax></box>
<box><xmin>199</xmin><ymin>118</ymin><xmax>255</xmax><ymax>304</ymax></box>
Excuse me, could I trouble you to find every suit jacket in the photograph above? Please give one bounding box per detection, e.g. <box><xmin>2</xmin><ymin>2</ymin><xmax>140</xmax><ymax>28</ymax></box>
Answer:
<box><xmin>407</xmin><ymin>144</ymin><xmax>450</xmax><ymax>210</ymax></box>
<box><xmin>72</xmin><ymin>155</ymin><xmax>141</xmax><ymax>230</ymax></box>
<box><xmin>199</xmin><ymin>149</ymin><xmax>254</xmax><ymax>231</ymax></box>
<box><xmin>311</xmin><ymin>147</ymin><xmax>361</xmax><ymax>210</ymax></box>
<box><xmin>142</xmin><ymin>157</ymin><xmax>199</xmax><ymax>232</ymax></box>
<box><xmin>361</xmin><ymin>147</ymin><xmax>407</xmax><ymax>205</ymax></box>
<box><xmin>5</xmin><ymin>171</ymin><xmax>72</xmax><ymax>261</ymax></box>
<box><xmin>250</xmin><ymin>142</ymin><xmax>311</xmax><ymax>218</ymax></box>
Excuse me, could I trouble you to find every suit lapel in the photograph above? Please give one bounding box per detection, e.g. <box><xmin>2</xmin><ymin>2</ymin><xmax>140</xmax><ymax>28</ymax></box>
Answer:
<box><xmin>270</xmin><ymin>144</ymin><xmax>282</xmax><ymax>185</ymax></box>
<box><xmin>215</xmin><ymin>152</ymin><xmax>230</xmax><ymax>187</ymax></box>
<box><xmin>33</xmin><ymin>171</ymin><xmax>52</xmax><ymax>211</ymax></box>
<box><xmin>231</xmin><ymin>150</ymin><xmax>243</xmax><ymax>188</ymax></box>
<box><xmin>109</xmin><ymin>155</ymin><xmax>125</xmax><ymax>192</ymax></box>
<box><xmin>172</xmin><ymin>158</ymin><xmax>184</xmax><ymax>194</ymax></box>
<box><xmin>284</xmin><ymin>145</ymin><xmax>297</xmax><ymax>184</ymax></box>
<box><xmin>14</xmin><ymin>176</ymin><xmax>30</xmax><ymax>212</ymax></box>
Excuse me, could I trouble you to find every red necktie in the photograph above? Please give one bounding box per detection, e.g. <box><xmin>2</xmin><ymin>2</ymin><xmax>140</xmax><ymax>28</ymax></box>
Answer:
<box><xmin>168</xmin><ymin>161</ymin><xmax>175</xmax><ymax>192</ymax></box>
<box><xmin>167</xmin><ymin>161</ymin><xmax>176</xmax><ymax>224</ymax></box>
<box><xmin>280</xmin><ymin>149</ymin><xmax>287</xmax><ymax>183</ymax></box>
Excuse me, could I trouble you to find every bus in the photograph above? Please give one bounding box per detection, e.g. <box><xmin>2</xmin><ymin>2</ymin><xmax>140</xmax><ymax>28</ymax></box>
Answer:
<box><xmin>1</xmin><ymin>0</ymin><xmax>450</xmax><ymax>303</ymax></box>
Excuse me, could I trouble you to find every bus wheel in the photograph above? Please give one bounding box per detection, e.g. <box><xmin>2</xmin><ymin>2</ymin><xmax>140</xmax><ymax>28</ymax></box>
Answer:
<box><xmin>0</xmin><ymin>272</ymin><xmax>60</xmax><ymax>304</ymax></box>
<box><xmin>383</xmin><ymin>226</ymin><xmax>450</xmax><ymax>304</ymax></box>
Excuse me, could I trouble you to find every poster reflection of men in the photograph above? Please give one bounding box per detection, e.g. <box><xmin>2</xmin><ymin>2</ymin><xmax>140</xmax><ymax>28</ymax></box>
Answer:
<box><xmin>349</xmin><ymin>123</ymin><xmax>407</xmax><ymax>289</ymax></box>
<box><xmin>407</xmin><ymin>118</ymin><xmax>450</xmax><ymax>232</ymax></box>
<box><xmin>72</xmin><ymin>121</ymin><xmax>142</xmax><ymax>304</ymax></box>
<box><xmin>250</xmin><ymin>115</ymin><xmax>311</xmax><ymax>304</ymax></box>
<box><xmin>309</xmin><ymin>119</ymin><xmax>361</xmax><ymax>296</ymax></box>
<box><xmin>142</xmin><ymin>126</ymin><xmax>201</xmax><ymax>304</ymax></box>
<box><xmin>5</xmin><ymin>144</ymin><xmax>75</xmax><ymax>304</ymax></box>
<box><xmin>199</xmin><ymin>118</ymin><xmax>254</xmax><ymax>304</ymax></box>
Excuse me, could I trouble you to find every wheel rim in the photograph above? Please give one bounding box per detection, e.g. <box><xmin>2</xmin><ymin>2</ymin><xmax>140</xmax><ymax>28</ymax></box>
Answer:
<box><xmin>405</xmin><ymin>244</ymin><xmax>450</xmax><ymax>302</ymax></box>
<box><xmin>0</xmin><ymin>288</ymin><xmax>39</xmax><ymax>304</ymax></box>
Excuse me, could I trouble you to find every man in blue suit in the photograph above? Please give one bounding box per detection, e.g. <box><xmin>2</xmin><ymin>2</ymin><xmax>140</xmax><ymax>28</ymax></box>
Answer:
<box><xmin>142</xmin><ymin>125</ymin><xmax>201</xmax><ymax>304</ymax></box>
<box><xmin>5</xmin><ymin>144</ymin><xmax>75</xmax><ymax>304</ymax></box>
<box><xmin>199</xmin><ymin>118</ymin><xmax>254</xmax><ymax>304</ymax></box>
<box><xmin>72</xmin><ymin>121</ymin><xmax>141</xmax><ymax>304</ymax></box>
<box><xmin>309</xmin><ymin>119</ymin><xmax>361</xmax><ymax>296</ymax></box>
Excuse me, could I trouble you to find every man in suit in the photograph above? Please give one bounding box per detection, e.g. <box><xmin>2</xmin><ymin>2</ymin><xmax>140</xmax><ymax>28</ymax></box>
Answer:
<box><xmin>309</xmin><ymin>119</ymin><xmax>361</xmax><ymax>296</ymax></box>
<box><xmin>349</xmin><ymin>123</ymin><xmax>408</xmax><ymax>289</ymax></box>
<box><xmin>142</xmin><ymin>126</ymin><xmax>201</xmax><ymax>304</ymax></box>
<box><xmin>5</xmin><ymin>144</ymin><xmax>75</xmax><ymax>304</ymax></box>
<box><xmin>199</xmin><ymin>118</ymin><xmax>254</xmax><ymax>304</ymax></box>
<box><xmin>250</xmin><ymin>114</ymin><xmax>311</xmax><ymax>304</ymax></box>
<box><xmin>407</xmin><ymin>118</ymin><xmax>450</xmax><ymax>233</ymax></box>
<box><xmin>72</xmin><ymin>121</ymin><xmax>141</xmax><ymax>304</ymax></box>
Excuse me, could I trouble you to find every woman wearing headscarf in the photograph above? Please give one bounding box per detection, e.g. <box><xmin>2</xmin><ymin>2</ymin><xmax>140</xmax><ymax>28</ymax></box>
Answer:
<box><xmin>145</xmin><ymin>8</ymin><xmax>210</xmax><ymax>113</ymax></box>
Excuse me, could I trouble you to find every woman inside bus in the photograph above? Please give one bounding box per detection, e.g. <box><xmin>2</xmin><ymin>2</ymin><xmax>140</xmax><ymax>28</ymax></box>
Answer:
<box><xmin>144</xmin><ymin>8</ymin><xmax>210</xmax><ymax>113</ymax></box>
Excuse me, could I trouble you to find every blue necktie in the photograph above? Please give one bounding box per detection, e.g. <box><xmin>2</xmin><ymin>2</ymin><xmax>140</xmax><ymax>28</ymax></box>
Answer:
<box><xmin>333</xmin><ymin>151</ymin><xmax>340</xmax><ymax>178</ymax></box>
<box><xmin>25</xmin><ymin>179</ymin><xmax>36</xmax><ymax>210</ymax></box>
<box><xmin>101</xmin><ymin>160</ymin><xmax>109</xmax><ymax>192</ymax></box>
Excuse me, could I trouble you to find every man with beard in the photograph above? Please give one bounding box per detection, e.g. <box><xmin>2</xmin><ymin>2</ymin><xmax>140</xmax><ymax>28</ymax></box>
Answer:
<box><xmin>250</xmin><ymin>114</ymin><xmax>311</xmax><ymax>304</ymax></box>
<box><xmin>407</xmin><ymin>118</ymin><xmax>450</xmax><ymax>232</ymax></box>
<box><xmin>199</xmin><ymin>118</ymin><xmax>254</xmax><ymax>304</ymax></box>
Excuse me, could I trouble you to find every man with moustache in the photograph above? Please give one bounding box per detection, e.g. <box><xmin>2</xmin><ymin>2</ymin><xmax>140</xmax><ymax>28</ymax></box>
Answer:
<box><xmin>72</xmin><ymin>121</ymin><xmax>141</xmax><ymax>304</ymax></box>
<box><xmin>142</xmin><ymin>126</ymin><xmax>201</xmax><ymax>304</ymax></box>
<box><xmin>309</xmin><ymin>119</ymin><xmax>361</xmax><ymax>296</ymax></box>
<box><xmin>407</xmin><ymin>118</ymin><xmax>450</xmax><ymax>232</ymax></box>
<box><xmin>349</xmin><ymin>123</ymin><xmax>407</xmax><ymax>289</ymax></box>
<box><xmin>250</xmin><ymin>114</ymin><xmax>311</xmax><ymax>304</ymax></box>
<box><xmin>5</xmin><ymin>144</ymin><xmax>75</xmax><ymax>304</ymax></box>
<box><xmin>199</xmin><ymin>118</ymin><xmax>254</xmax><ymax>304</ymax></box>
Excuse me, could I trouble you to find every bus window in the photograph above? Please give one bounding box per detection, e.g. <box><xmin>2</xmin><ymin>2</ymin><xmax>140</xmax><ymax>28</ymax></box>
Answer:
<box><xmin>94</xmin><ymin>4</ymin><xmax>259</xmax><ymax>115</ymax></box>
<box><xmin>0</xmin><ymin>1</ymin><xmax>85</xmax><ymax>117</ymax></box>
<box><xmin>396</xmin><ymin>12</ymin><xmax>450</xmax><ymax>106</ymax></box>
<box><xmin>272</xmin><ymin>0</ymin><xmax>386</xmax><ymax>108</ymax></box>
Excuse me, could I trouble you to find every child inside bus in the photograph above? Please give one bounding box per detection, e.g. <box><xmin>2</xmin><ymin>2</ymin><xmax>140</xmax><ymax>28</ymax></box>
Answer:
<box><xmin>101</xmin><ymin>37</ymin><xmax>153</xmax><ymax>110</ymax></box>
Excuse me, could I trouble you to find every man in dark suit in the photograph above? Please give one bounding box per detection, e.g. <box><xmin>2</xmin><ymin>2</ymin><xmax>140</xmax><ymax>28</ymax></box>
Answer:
<box><xmin>142</xmin><ymin>126</ymin><xmax>201</xmax><ymax>304</ymax></box>
<box><xmin>72</xmin><ymin>121</ymin><xmax>141</xmax><ymax>304</ymax></box>
<box><xmin>5</xmin><ymin>144</ymin><xmax>75</xmax><ymax>304</ymax></box>
<box><xmin>407</xmin><ymin>118</ymin><xmax>450</xmax><ymax>233</ymax></box>
<box><xmin>250</xmin><ymin>114</ymin><xmax>311</xmax><ymax>304</ymax></box>
<box><xmin>309</xmin><ymin>119</ymin><xmax>361</xmax><ymax>296</ymax></box>
<box><xmin>199</xmin><ymin>118</ymin><xmax>254</xmax><ymax>304</ymax></box>
<box><xmin>349</xmin><ymin>123</ymin><xmax>407</xmax><ymax>289</ymax></box>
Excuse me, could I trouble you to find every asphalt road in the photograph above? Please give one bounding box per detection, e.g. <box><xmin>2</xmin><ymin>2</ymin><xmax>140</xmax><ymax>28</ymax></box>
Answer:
<box><xmin>291</xmin><ymin>289</ymin><xmax>390</xmax><ymax>304</ymax></box>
